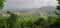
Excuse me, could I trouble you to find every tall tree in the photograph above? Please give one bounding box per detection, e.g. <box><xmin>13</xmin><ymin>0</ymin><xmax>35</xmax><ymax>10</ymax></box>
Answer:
<box><xmin>52</xmin><ymin>0</ymin><xmax>60</xmax><ymax>28</ymax></box>
<box><xmin>0</xmin><ymin>0</ymin><xmax>5</xmax><ymax>20</ymax></box>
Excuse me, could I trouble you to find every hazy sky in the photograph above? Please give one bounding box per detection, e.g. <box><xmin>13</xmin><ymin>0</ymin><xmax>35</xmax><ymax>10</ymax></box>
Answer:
<box><xmin>4</xmin><ymin>0</ymin><xmax>57</xmax><ymax>8</ymax></box>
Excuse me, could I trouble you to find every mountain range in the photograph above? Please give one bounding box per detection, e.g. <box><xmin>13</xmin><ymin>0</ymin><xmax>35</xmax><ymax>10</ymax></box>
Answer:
<box><xmin>1</xmin><ymin>6</ymin><xmax>56</xmax><ymax>17</ymax></box>
<box><xmin>2</xmin><ymin>6</ymin><xmax>56</xmax><ymax>13</ymax></box>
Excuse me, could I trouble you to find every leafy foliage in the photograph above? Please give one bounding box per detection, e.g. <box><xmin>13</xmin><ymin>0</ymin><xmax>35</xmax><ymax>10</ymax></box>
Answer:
<box><xmin>0</xmin><ymin>0</ymin><xmax>5</xmax><ymax>9</ymax></box>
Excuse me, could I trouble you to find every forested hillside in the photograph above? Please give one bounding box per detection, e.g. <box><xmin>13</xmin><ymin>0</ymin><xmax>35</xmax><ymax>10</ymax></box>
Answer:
<box><xmin>0</xmin><ymin>0</ymin><xmax>60</xmax><ymax>28</ymax></box>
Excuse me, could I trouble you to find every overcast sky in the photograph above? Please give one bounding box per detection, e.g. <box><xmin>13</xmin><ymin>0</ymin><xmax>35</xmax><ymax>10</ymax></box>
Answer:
<box><xmin>4</xmin><ymin>0</ymin><xmax>57</xmax><ymax>9</ymax></box>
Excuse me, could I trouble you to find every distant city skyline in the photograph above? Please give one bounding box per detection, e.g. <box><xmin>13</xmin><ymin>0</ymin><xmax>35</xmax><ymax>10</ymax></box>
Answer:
<box><xmin>4</xmin><ymin>0</ymin><xmax>57</xmax><ymax>9</ymax></box>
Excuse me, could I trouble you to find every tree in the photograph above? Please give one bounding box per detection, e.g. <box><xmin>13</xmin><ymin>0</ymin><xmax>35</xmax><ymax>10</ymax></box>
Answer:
<box><xmin>51</xmin><ymin>0</ymin><xmax>60</xmax><ymax>28</ymax></box>
<box><xmin>0</xmin><ymin>0</ymin><xmax>5</xmax><ymax>9</ymax></box>
<box><xmin>57</xmin><ymin>0</ymin><xmax>60</xmax><ymax>10</ymax></box>
<box><xmin>34</xmin><ymin>17</ymin><xmax>46</xmax><ymax>28</ymax></box>
<box><xmin>56</xmin><ymin>0</ymin><xmax>60</xmax><ymax>23</ymax></box>
<box><xmin>6</xmin><ymin>11</ymin><xmax>18</xmax><ymax>28</ymax></box>
<box><xmin>0</xmin><ymin>0</ymin><xmax>5</xmax><ymax>19</ymax></box>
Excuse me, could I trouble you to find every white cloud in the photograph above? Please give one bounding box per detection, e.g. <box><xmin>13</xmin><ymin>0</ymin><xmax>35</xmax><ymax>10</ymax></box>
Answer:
<box><xmin>4</xmin><ymin>0</ymin><xmax>57</xmax><ymax>8</ymax></box>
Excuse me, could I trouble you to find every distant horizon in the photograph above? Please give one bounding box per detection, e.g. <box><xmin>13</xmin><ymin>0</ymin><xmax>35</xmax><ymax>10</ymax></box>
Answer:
<box><xmin>2</xmin><ymin>5</ymin><xmax>56</xmax><ymax>12</ymax></box>
<box><xmin>3</xmin><ymin>5</ymin><xmax>56</xmax><ymax>9</ymax></box>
